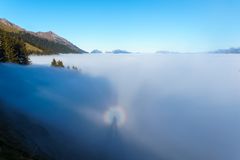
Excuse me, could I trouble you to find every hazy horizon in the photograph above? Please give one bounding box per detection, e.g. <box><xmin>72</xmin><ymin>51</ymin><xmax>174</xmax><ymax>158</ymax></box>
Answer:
<box><xmin>1</xmin><ymin>0</ymin><xmax>240</xmax><ymax>52</ymax></box>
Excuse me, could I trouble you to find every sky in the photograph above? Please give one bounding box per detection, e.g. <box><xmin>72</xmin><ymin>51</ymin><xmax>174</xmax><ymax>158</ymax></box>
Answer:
<box><xmin>1</xmin><ymin>0</ymin><xmax>240</xmax><ymax>53</ymax></box>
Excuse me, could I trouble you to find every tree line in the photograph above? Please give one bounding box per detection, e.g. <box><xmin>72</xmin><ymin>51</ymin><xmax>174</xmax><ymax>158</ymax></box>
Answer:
<box><xmin>51</xmin><ymin>58</ymin><xmax>80</xmax><ymax>71</ymax></box>
<box><xmin>51</xmin><ymin>58</ymin><xmax>64</xmax><ymax>67</ymax></box>
<box><xmin>0</xmin><ymin>29</ymin><xmax>29</xmax><ymax>65</ymax></box>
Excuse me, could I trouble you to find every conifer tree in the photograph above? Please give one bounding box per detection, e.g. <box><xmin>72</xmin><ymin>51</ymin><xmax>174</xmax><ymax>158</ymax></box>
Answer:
<box><xmin>2</xmin><ymin>33</ymin><xmax>18</xmax><ymax>63</ymax></box>
<box><xmin>57</xmin><ymin>60</ymin><xmax>64</xmax><ymax>68</ymax></box>
<box><xmin>0</xmin><ymin>36</ymin><xmax>6</xmax><ymax>62</ymax></box>
<box><xmin>0</xmin><ymin>30</ymin><xmax>29</xmax><ymax>65</ymax></box>
<box><xmin>14</xmin><ymin>42</ymin><xmax>30</xmax><ymax>65</ymax></box>
<box><xmin>51</xmin><ymin>58</ymin><xmax>57</xmax><ymax>67</ymax></box>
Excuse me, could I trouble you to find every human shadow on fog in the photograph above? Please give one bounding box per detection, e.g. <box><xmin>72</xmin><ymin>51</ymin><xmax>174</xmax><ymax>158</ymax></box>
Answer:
<box><xmin>0</xmin><ymin>64</ymin><xmax>160</xmax><ymax>160</ymax></box>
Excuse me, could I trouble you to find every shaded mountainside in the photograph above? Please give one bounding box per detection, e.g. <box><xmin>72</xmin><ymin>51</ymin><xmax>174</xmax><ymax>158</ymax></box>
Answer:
<box><xmin>0</xmin><ymin>102</ymin><xmax>81</xmax><ymax>160</ymax></box>
<box><xmin>0</xmin><ymin>103</ymin><xmax>51</xmax><ymax>160</ymax></box>
<box><xmin>0</xmin><ymin>18</ymin><xmax>87</xmax><ymax>54</ymax></box>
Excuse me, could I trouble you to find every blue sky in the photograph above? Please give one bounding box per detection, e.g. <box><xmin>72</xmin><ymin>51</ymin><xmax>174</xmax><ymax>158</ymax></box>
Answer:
<box><xmin>0</xmin><ymin>0</ymin><xmax>240</xmax><ymax>52</ymax></box>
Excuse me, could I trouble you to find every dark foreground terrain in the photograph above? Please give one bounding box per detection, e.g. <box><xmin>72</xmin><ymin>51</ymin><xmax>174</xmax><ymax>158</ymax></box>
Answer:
<box><xmin>0</xmin><ymin>103</ymin><xmax>50</xmax><ymax>160</ymax></box>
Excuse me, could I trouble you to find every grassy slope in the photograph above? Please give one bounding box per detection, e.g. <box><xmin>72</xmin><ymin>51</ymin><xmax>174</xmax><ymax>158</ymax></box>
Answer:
<box><xmin>25</xmin><ymin>43</ymin><xmax>43</xmax><ymax>53</ymax></box>
<box><xmin>0</xmin><ymin>23</ymin><xmax>21</xmax><ymax>33</ymax></box>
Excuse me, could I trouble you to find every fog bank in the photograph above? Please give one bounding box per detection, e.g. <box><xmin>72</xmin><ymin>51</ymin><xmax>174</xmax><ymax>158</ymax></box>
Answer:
<box><xmin>2</xmin><ymin>54</ymin><xmax>240</xmax><ymax>160</ymax></box>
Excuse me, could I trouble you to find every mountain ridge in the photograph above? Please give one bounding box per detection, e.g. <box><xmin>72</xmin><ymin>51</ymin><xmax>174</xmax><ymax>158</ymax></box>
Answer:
<box><xmin>0</xmin><ymin>18</ymin><xmax>25</xmax><ymax>32</ymax></box>
<box><xmin>0</xmin><ymin>18</ymin><xmax>87</xmax><ymax>54</ymax></box>
<box><xmin>212</xmin><ymin>47</ymin><xmax>240</xmax><ymax>54</ymax></box>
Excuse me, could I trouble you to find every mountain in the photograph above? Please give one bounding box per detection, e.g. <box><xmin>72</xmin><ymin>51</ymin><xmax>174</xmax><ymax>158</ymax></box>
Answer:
<box><xmin>91</xmin><ymin>49</ymin><xmax>103</xmax><ymax>53</ymax></box>
<box><xmin>0</xmin><ymin>18</ymin><xmax>87</xmax><ymax>54</ymax></box>
<box><xmin>212</xmin><ymin>48</ymin><xmax>240</xmax><ymax>54</ymax></box>
<box><xmin>106</xmin><ymin>49</ymin><xmax>131</xmax><ymax>54</ymax></box>
<box><xmin>0</xmin><ymin>18</ymin><xmax>25</xmax><ymax>32</ymax></box>
<box><xmin>34</xmin><ymin>31</ymin><xmax>83</xmax><ymax>53</ymax></box>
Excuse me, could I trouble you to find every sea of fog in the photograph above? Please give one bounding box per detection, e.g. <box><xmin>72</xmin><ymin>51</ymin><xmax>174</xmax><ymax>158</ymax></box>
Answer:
<box><xmin>1</xmin><ymin>53</ymin><xmax>240</xmax><ymax>160</ymax></box>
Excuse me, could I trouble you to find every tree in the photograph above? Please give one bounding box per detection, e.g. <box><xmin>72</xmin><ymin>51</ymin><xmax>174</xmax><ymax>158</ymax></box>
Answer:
<box><xmin>57</xmin><ymin>60</ymin><xmax>64</xmax><ymax>68</ymax></box>
<box><xmin>0</xmin><ymin>49</ymin><xmax>5</xmax><ymax>62</ymax></box>
<box><xmin>0</xmin><ymin>30</ymin><xmax>29</xmax><ymax>65</ymax></box>
<box><xmin>14</xmin><ymin>41</ymin><xmax>30</xmax><ymax>65</ymax></box>
<box><xmin>0</xmin><ymin>37</ymin><xmax>6</xmax><ymax>62</ymax></box>
<box><xmin>51</xmin><ymin>59</ymin><xmax>64</xmax><ymax>68</ymax></box>
<box><xmin>2</xmin><ymin>33</ymin><xmax>18</xmax><ymax>63</ymax></box>
<box><xmin>51</xmin><ymin>58</ymin><xmax>57</xmax><ymax>67</ymax></box>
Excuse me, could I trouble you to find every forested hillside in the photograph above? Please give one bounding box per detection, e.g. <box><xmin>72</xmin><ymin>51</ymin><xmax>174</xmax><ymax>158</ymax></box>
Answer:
<box><xmin>0</xmin><ymin>18</ymin><xmax>87</xmax><ymax>54</ymax></box>
<box><xmin>18</xmin><ymin>31</ymin><xmax>84</xmax><ymax>54</ymax></box>
<box><xmin>0</xmin><ymin>29</ymin><xmax>29</xmax><ymax>64</ymax></box>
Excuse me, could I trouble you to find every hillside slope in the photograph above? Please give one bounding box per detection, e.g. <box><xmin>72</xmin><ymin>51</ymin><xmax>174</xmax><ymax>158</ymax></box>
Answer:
<box><xmin>0</xmin><ymin>18</ymin><xmax>87</xmax><ymax>54</ymax></box>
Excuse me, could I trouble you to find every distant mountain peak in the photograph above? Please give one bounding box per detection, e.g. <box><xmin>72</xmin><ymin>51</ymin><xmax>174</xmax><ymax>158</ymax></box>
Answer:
<box><xmin>212</xmin><ymin>47</ymin><xmax>240</xmax><ymax>54</ymax></box>
<box><xmin>109</xmin><ymin>49</ymin><xmax>131</xmax><ymax>54</ymax></box>
<box><xmin>91</xmin><ymin>49</ymin><xmax>103</xmax><ymax>53</ymax></box>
